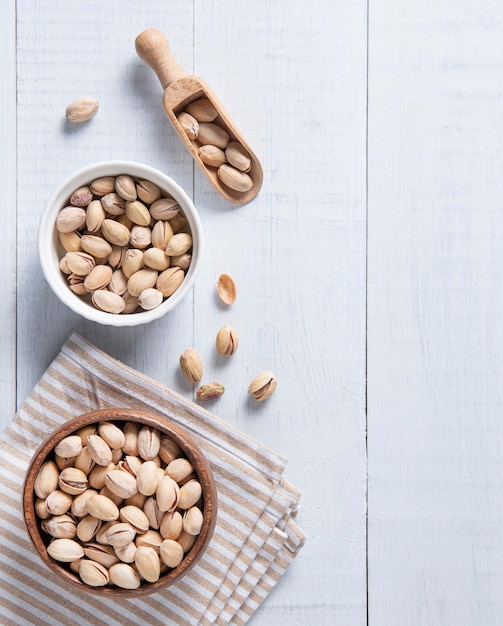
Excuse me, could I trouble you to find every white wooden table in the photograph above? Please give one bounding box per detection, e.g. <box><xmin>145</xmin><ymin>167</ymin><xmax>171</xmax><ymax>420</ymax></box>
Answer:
<box><xmin>2</xmin><ymin>1</ymin><xmax>503</xmax><ymax>624</ymax></box>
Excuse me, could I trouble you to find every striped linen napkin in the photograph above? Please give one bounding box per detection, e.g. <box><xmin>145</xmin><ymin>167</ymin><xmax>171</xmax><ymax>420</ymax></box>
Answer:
<box><xmin>0</xmin><ymin>333</ymin><xmax>305</xmax><ymax>626</ymax></box>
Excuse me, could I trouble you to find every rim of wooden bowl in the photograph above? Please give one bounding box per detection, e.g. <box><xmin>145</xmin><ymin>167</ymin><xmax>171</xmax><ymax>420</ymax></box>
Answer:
<box><xmin>23</xmin><ymin>408</ymin><xmax>218</xmax><ymax>597</ymax></box>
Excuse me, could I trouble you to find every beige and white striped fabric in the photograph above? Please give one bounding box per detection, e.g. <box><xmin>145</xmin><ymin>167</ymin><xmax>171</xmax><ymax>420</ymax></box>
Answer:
<box><xmin>0</xmin><ymin>333</ymin><xmax>305</xmax><ymax>626</ymax></box>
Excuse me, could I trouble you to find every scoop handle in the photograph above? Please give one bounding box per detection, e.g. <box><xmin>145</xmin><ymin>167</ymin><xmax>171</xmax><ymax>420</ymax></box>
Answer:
<box><xmin>135</xmin><ymin>29</ymin><xmax>187</xmax><ymax>90</ymax></box>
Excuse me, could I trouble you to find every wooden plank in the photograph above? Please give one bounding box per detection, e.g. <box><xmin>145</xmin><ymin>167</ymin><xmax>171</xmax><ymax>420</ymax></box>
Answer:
<box><xmin>0</xmin><ymin>0</ymin><xmax>17</xmax><ymax>427</ymax></box>
<box><xmin>367</xmin><ymin>1</ymin><xmax>503</xmax><ymax>623</ymax></box>
<box><xmin>193</xmin><ymin>1</ymin><xmax>368</xmax><ymax>623</ymax></box>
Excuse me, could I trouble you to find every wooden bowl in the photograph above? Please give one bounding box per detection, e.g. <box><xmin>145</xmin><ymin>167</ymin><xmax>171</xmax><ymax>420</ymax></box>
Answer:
<box><xmin>23</xmin><ymin>408</ymin><xmax>217</xmax><ymax>597</ymax></box>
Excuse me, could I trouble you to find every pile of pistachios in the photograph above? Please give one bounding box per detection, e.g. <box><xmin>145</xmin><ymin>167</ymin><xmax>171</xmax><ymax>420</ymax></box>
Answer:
<box><xmin>56</xmin><ymin>175</ymin><xmax>192</xmax><ymax>314</ymax></box>
<box><xmin>34</xmin><ymin>421</ymin><xmax>204</xmax><ymax>589</ymax></box>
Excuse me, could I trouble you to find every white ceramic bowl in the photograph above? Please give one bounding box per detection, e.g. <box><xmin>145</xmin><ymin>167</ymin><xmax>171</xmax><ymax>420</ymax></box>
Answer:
<box><xmin>38</xmin><ymin>161</ymin><xmax>203</xmax><ymax>327</ymax></box>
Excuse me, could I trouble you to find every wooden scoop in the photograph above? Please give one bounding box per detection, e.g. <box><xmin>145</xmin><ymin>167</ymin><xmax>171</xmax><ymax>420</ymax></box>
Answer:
<box><xmin>135</xmin><ymin>29</ymin><xmax>263</xmax><ymax>205</ymax></box>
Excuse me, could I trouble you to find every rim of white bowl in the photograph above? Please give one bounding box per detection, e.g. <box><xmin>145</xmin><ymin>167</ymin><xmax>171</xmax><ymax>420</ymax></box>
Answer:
<box><xmin>38</xmin><ymin>160</ymin><xmax>203</xmax><ymax>327</ymax></box>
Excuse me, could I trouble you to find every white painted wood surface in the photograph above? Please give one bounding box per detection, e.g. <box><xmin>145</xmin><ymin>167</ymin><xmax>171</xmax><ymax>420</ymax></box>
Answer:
<box><xmin>2</xmin><ymin>1</ymin><xmax>366</xmax><ymax>624</ymax></box>
<box><xmin>4</xmin><ymin>0</ymin><xmax>502</xmax><ymax>624</ymax></box>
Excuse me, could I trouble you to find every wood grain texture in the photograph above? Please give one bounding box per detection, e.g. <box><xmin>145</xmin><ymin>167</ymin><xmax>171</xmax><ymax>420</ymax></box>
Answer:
<box><xmin>367</xmin><ymin>1</ymin><xmax>503</xmax><ymax>624</ymax></box>
<box><xmin>0</xmin><ymin>0</ymin><xmax>16</xmax><ymax>431</ymax></box>
<box><xmin>11</xmin><ymin>1</ymin><xmax>367</xmax><ymax>624</ymax></box>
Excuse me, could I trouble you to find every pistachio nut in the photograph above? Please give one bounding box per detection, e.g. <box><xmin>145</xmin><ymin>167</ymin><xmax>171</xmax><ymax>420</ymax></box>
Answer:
<box><xmin>104</xmin><ymin>469</ymin><xmax>138</xmax><ymax>499</ymax></box>
<box><xmin>71</xmin><ymin>489</ymin><xmax>99</xmax><ymax>518</ymax></box>
<box><xmin>137</xmin><ymin>426</ymin><xmax>161</xmax><ymax>461</ymax></box>
<box><xmin>87</xmin><ymin>435</ymin><xmax>113</xmax><ymax>466</ymax></box>
<box><xmin>177</xmin><ymin>111</ymin><xmax>199</xmax><ymax>140</ymax></box>
<box><xmin>197</xmin><ymin>122</ymin><xmax>229</xmax><ymax>149</ymax></box>
<box><xmin>85</xmin><ymin>494</ymin><xmax>120</xmax><ymax>521</ymax></box>
<box><xmin>247</xmin><ymin>371</ymin><xmax>278</xmax><ymax>401</ymax></box>
<box><xmin>185</xmin><ymin>98</ymin><xmax>218</xmax><ymax>123</ymax></box>
<box><xmin>160</xmin><ymin>538</ymin><xmax>184</xmax><ymax>568</ymax></box>
<box><xmin>123</xmin><ymin>422</ymin><xmax>139</xmax><ymax>456</ymax></box>
<box><xmin>80</xmin><ymin>234</ymin><xmax>113</xmax><ymax>259</ymax></box>
<box><xmin>68</xmin><ymin>275</ymin><xmax>88</xmax><ymax>295</ymax></box>
<box><xmin>84</xmin><ymin>543</ymin><xmax>119</xmax><ymax>568</ymax></box>
<box><xmin>196</xmin><ymin>382</ymin><xmax>225</xmax><ymax>401</ymax></box>
<box><xmin>177</xmin><ymin>529</ymin><xmax>197</xmax><ymax>554</ymax></box>
<box><xmin>79</xmin><ymin>559</ymin><xmax>110</xmax><ymax>587</ymax></box>
<box><xmin>76</xmin><ymin>515</ymin><xmax>102</xmax><ymax>543</ymax></box>
<box><xmin>169</xmin><ymin>213</ymin><xmax>188</xmax><ymax>234</ymax></box>
<box><xmin>126</xmin><ymin>200</ymin><xmax>151</xmax><ymax>226</ymax></box>
<box><xmin>84</xmin><ymin>265</ymin><xmax>113</xmax><ymax>292</ymax></box>
<box><xmin>198</xmin><ymin>144</ymin><xmax>227</xmax><ymax>167</ymax></box>
<box><xmin>91</xmin><ymin>290</ymin><xmax>126</xmax><ymax>314</ymax></box>
<box><xmin>56</xmin><ymin>206</ymin><xmax>87</xmax><ymax>233</ymax></box>
<box><xmin>59</xmin><ymin>230</ymin><xmax>82</xmax><ymax>253</ymax></box>
<box><xmin>105</xmin><ymin>522</ymin><xmax>136</xmax><ymax>547</ymax></box>
<box><xmin>156</xmin><ymin>476</ymin><xmax>180</xmax><ymax>513</ymax></box>
<box><xmin>58</xmin><ymin>467</ymin><xmax>88</xmax><ymax>495</ymax></box>
<box><xmin>74</xmin><ymin>446</ymin><xmax>95</xmax><ymax>474</ymax></box>
<box><xmin>127</xmin><ymin>268</ymin><xmax>158</xmax><ymax>298</ymax></box>
<box><xmin>54</xmin><ymin>453</ymin><xmax>78</xmax><ymax>470</ymax></box>
<box><xmin>107</xmin><ymin>244</ymin><xmax>127</xmax><ymax>269</ymax></box>
<box><xmin>101</xmin><ymin>219</ymin><xmax>131</xmax><ymax>246</ymax></box>
<box><xmin>136</xmin><ymin>460</ymin><xmax>160</xmax><ymax>497</ymax></box>
<box><xmin>47</xmin><ymin>538</ymin><xmax>85</xmax><ymax>562</ymax></box>
<box><xmin>151</xmin><ymin>219</ymin><xmax>174</xmax><ymax>250</ymax></box>
<box><xmin>65</xmin><ymin>97</ymin><xmax>99</xmax><ymax>123</ymax></box>
<box><xmin>70</xmin><ymin>186</ymin><xmax>93</xmax><ymax>207</ymax></box>
<box><xmin>90</xmin><ymin>176</ymin><xmax>116</xmax><ymax>196</ymax></box>
<box><xmin>135</xmin><ymin>529</ymin><xmax>163</xmax><ymax>551</ymax></box>
<box><xmin>179</xmin><ymin>348</ymin><xmax>203</xmax><ymax>383</ymax></box>
<box><xmin>35</xmin><ymin>498</ymin><xmax>51</xmax><ymax>520</ymax></box>
<box><xmin>100</xmin><ymin>485</ymin><xmax>124</xmax><ymax>507</ymax></box>
<box><xmin>178</xmin><ymin>480</ymin><xmax>202</xmax><ymax>510</ymax></box>
<box><xmin>156</xmin><ymin>266</ymin><xmax>185</xmax><ymax>297</ymax></box>
<box><xmin>114</xmin><ymin>541</ymin><xmax>137</xmax><ymax>563</ymax></box>
<box><xmin>135</xmin><ymin>546</ymin><xmax>161</xmax><ymax>582</ymax></box>
<box><xmin>66</xmin><ymin>251</ymin><xmax>96</xmax><ymax>276</ymax></box>
<box><xmin>165</xmin><ymin>233</ymin><xmax>192</xmax><ymax>256</ymax></box>
<box><xmin>225</xmin><ymin>141</ymin><xmax>252</xmax><ymax>172</ymax></box>
<box><xmin>138</xmin><ymin>287</ymin><xmax>164</xmax><ymax>311</ymax></box>
<box><xmin>119</xmin><ymin>505</ymin><xmax>149</xmax><ymax>534</ymax></box>
<box><xmin>109</xmin><ymin>563</ymin><xmax>141</xmax><ymax>589</ymax></box>
<box><xmin>149</xmin><ymin>198</ymin><xmax>180</xmax><ymax>221</ymax></box>
<box><xmin>216</xmin><ymin>273</ymin><xmax>237</xmax><ymax>305</ymax></box>
<box><xmin>159</xmin><ymin>437</ymin><xmax>183</xmax><ymax>465</ymax></box>
<box><xmin>143</xmin><ymin>247</ymin><xmax>170</xmax><ymax>271</ymax></box>
<box><xmin>98</xmin><ymin>422</ymin><xmax>126</xmax><ymax>450</ymax></box>
<box><xmin>217</xmin><ymin>163</ymin><xmax>253</xmax><ymax>192</ymax></box>
<box><xmin>182</xmin><ymin>505</ymin><xmax>203</xmax><ymax>536</ymax></box>
<box><xmin>124</xmin><ymin>491</ymin><xmax>147</xmax><ymax>509</ymax></box>
<box><xmin>170</xmin><ymin>253</ymin><xmax>192</xmax><ymax>271</ymax></box>
<box><xmin>42</xmin><ymin>514</ymin><xmax>78</xmax><ymax>539</ymax></box>
<box><xmin>130</xmin><ymin>225</ymin><xmax>152</xmax><ymax>249</ymax></box>
<box><xmin>54</xmin><ymin>435</ymin><xmax>82</xmax><ymax>459</ymax></box>
<box><xmin>120</xmin><ymin>455</ymin><xmax>142</xmax><ymax>477</ymax></box>
<box><xmin>34</xmin><ymin>460</ymin><xmax>59</xmax><ymax>499</ymax></box>
<box><xmin>159</xmin><ymin>510</ymin><xmax>183</xmax><ymax>541</ymax></box>
<box><xmin>101</xmin><ymin>192</ymin><xmax>126</xmax><ymax>216</ymax></box>
<box><xmin>136</xmin><ymin>179</ymin><xmax>161</xmax><ymax>204</ymax></box>
<box><xmin>108</xmin><ymin>269</ymin><xmax>128</xmax><ymax>295</ymax></box>
<box><xmin>166</xmin><ymin>458</ymin><xmax>193</xmax><ymax>484</ymax></box>
<box><xmin>115</xmin><ymin>175</ymin><xmax>137</xmax><ymax>201</ymax></box>
<box><xmin>143</xmin><ymin>496</ymin><xmax>164</xmax><ymax>530</ymax></box>
<box><xmin>89</xmin><ymin>462</ymin><xmax>116</xmax><ymax>490</ymax></box>
<box><xmin>216</xmin><ymin>324</ymin><xmax>239</xmax><ymax>356</ymax></box>
<box><xmin>122</xmin><ymin>292</ymin><xmax>139</xmax><ymax>314</ymax></box>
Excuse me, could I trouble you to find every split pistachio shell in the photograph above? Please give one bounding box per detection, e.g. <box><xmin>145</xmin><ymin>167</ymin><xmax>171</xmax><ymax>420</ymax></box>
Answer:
<box><xmin>170</xmin><ymin>253</ymin><xmax>191</xmax><ymax>270</ymax></box>
<box><xmin>159</xmin><ymin>437</ymin><xmax>183</xmax><ymax>465</ymax></box>
<box><xmin>66</xmin><ymin>251</ymin><xmax>95</xmax><ymax>276</ymax></box>
<box><xmin>127</xmin><ymin>268</ymin><xmax>158</xmax><ymax>297</ymax></box>
<box><xmin>138</xmin><ymin>288</ymin><xmax>164</xmax><ymax>311</ymax></box>
<box><xmin>70</xmin><ymin>186</ymin><xmax>93</xmax><ymax>207</ymax></box>
<box><xmin>182</xmin><ymin>506</ymin><xmax>204</xmax><ymax>536</ymax></box>
<box><xmin>105</xmin><ymin>522</ymin><xmax>136</xmax><ymax>547</ymax></box>
<box><xmin>177</xmin><ymin>111</ymin><xmax>199</xmax><ymax>139</ymax></box>
<box><xmin>76</xmin><ymin>514</ymin><xmax>102</xmax><ymax>542</ymax></box>
<box><xmin>119</xmin><ymin>505</ymin><xmax>150</xmax><ymax>533</ymax></box>
<box><xmin>114</xmin><ymin>542</ymin><xmax>137</xmax><ymax>563</ymax></box>
<box><xmin>89</xmin><ymin>462</ymin><xmax>116</xmax><ymax>490</ymax></box>
<box><xmin>149</xmin><ymin>198</ymin><xmax>179</xmax><ymax>221</ymax></box>
<box><xmin>104</xmin><ymin>469</ymin><xmax>138</xmax><ymax>499</ymax></box>
<box><xmin>156</xmin><ymin>267</ymin><xmax>185</xmax><ymax>297</ymax></box>
<box><xmin>58</xmin><ymin>467</ymin><xmax>88</xmax><ymax>495</ymax></box>
<box><xmin>101</xmin><ymin>219</ymin><xmax>131</xmax><ymax>246</ymax></box>
<box><xmin>159</xmin><ymin>510</ymin><xmax>183</xmax><ymax>541</ymax></box>
<box><xmin>41</xmin><ymin>514</ymin><xmax>77</xmax><ymax>539</ymax></box>
<box><xmin>108</xmin><ymin>269</ymin><xmax>128</xmax><ymax>295</ymax></box>
<box><xmin>81</xmin><ymin>235</ymin><xmax>113</xmax><ymax>259</ymax></box>
<box><xmin>165</xmin><ymin>233</ymin><xmax>192</xmax><ymax>256</ymax></box>
<box><xmin>136</xmin><ymin>180</ymin><xmax>161</xmax><ymax>204</ymax></box>
<box><xmin>144</xmin><ymin>496</ymin><xmax>164</xmax><ymax>530</ymax></box>
<box><xmin>74</xmin><ymin>446</ymin><xmax>95</xmax><ymax>474</ymax></box>
<box><xmin>84</xmin><ymin>265</ymin><xmax>113</xmax><ymax>292</ymax></box>
<box><xmin>122</xmin><ymin>249</ymin><xmax>144</xmax><ymax>278</ymax></box>
<box><xmin>101</xmin><ymin>192</ymin><xmax>126</xmax><ymax>216</ymax></box>
<box><xmin>84</xmin><ymin>543</ymin><xmax>119</xmax><ymax>568</ymax></box>
<box><xmin>71</xmin><ymin>489</ymin><xmax>99</xmax><ymax>518</ymax></box>
<box><xmin>98</xmin><ymin>422</ymin><xmax>126</xmax><ymax>449</ymax></box>
<box><xmin>137</xmin><ymin>426</ymin><xmax>161</xmax><ymax>461</ymax></box>
<box><xmin>216</xmin><ymin>324</ymin><xmax>239</xmax><ymax>356</ymax></box>
<box><xmin>248</xmin><ymin>371</ymin><xmax>278</xmax><ymax>401</ymax></box>
<box><xmin>179</xmin><ymin>348</ymin><xmax>203</xmax><ymax>383</ymax></box>
<box><xmin>156</xmin><ymin>475</ymin><xmax>180</xmax><ymax>512</ymax></box>
<box><xmin>217</xmin><ymin>273</ymin><xmax>237</xmax><ymax>304</ymax></box>
<box><xmin>115</xmin><ymin>175</ymin><xmax>137</xmax><ymax>201</ymax></box>
<box><xmin>136</xmin><ymin>460</ymin><xmax>160</xmax><ymax>496</ymax></box>
<box><xmin>126</xmin><ymin>200</ymin><xmax>151</xmax><ymax>226</ymax></box>
<box><xmin>87</xmin><ymin>435</ymin><xmax>113</xmax><ymax>466</ymax></box>
<box><xmin>59</xmin><ymin>231</ymin><xmax>82</xmax><ymax>252</ymax></box>
<box><xmin>166</xmin><ymin>458</ymin><xmax>193</xmax><ymax>483</ymax></box>
<box><xmin>178</xmin><ymin>480</ymin><xmax>202</xmax><ymax>510</ymax></box>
